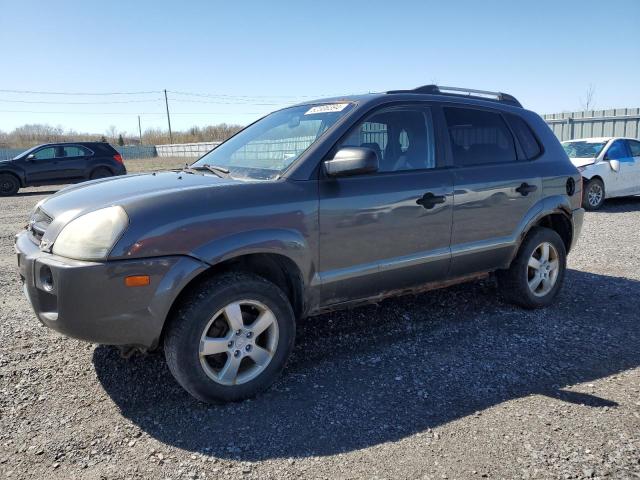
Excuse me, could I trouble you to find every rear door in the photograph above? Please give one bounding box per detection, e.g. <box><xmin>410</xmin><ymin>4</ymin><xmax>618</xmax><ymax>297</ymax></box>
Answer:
<box><xmin>59</xmin><ymin>145</ymin><xmax>91</xmax><ymax>180</ymax></box>
<box><xmin>318</xmin><ymin>104</ymin><xmax>454</xmax><ymax>305</ymax></box>
<box><xmin>443</xmin><ymin>106</ymin><xmax>542</xmax><ymax>277</ymax></box>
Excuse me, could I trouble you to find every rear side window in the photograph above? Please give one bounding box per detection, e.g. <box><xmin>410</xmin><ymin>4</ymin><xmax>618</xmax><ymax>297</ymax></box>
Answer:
<box><xmin>94</xmin><ymin>143</ymin><xmax>118</xmax><ymax>155</ymax></box>
<box><xmin>506</xmin><ymin>114</ymin><xmax>541</xmax><ymax>159</ymax></box>
<box><xmin>443</xmin><ymin>107</ymin><xmax>517</xmax><ymax>166</ymax></box>
<box><xmin>62</xmin><ymin>146</ymin><xmax>90</xmax><ymax>158</ymax></box>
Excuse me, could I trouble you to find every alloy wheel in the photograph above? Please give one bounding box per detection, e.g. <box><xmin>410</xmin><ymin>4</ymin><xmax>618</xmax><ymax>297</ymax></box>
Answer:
<box><xmin>587</xmin><ymin>183</ymin><xmax>603</xmax><ymax>208</ymax></box>
<box><xmin>527</xmin><ymin>242</ymin><xmax>560</xmax><ymax>297</ymax></box>
<box><xmin>198</xmin><ymin>300</ymin><xmax>279</xmax><ymax>386</ymax></box>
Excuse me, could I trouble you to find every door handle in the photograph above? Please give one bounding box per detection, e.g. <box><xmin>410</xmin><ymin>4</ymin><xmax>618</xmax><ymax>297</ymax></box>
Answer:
<box><xmin>416</xmin><ymin>192</ymin><xmax>446</xmax><ymax>209</ymax></box>
<box><xmin>515</xmin><ymin>182</ymin><xmax>538</xmax><ymax>196</ymax></box>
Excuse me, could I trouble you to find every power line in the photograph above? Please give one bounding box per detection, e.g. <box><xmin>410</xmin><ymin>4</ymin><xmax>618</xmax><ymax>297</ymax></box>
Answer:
<box><xmin>0</xmin><ymin>98</ymin><xmax>163</xmax><ymax>105</ymax></box>
<box><xmin>0</xmin><ymin>109</ymin><xmax>267</xmax><ymax>115</ymax></box>
<box><xmin>0</xmin><ymin>89</ymin><xmax>162</xmax><ymax>96</ymax></box>
<box><xmin>168</xmin><ymin>90</ymin><xmax>344</xmax><ymax>100</ymax></box>
<box><xmin>169</xmin><ymin>98</ymin><xmax>286</xmax><ymax>106</ymax></box>
<box><xmin>0</xmin><ymin>88</ymin><xmax>343</xmax><ymax>99</ymax></box>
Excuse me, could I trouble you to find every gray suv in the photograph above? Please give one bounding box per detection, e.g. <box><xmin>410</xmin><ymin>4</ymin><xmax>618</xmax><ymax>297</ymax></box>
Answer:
<box><xmin>15</xmin><ymin>85</ymin><xmax>584</xmax><ymax>403</ymax></box>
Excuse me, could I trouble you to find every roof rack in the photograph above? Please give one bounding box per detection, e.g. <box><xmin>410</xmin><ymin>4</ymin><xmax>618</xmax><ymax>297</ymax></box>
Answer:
<box><xmin>386</xmin><ymin>84</ymin><xmax>522</xmax><ymax>108</ymax></box>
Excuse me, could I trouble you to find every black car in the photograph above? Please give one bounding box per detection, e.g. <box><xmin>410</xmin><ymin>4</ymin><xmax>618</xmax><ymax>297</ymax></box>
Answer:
<box><xmin>0</xmin><ymin>142</ymin><xmax>127</xmax><ymax>196</ymax></box>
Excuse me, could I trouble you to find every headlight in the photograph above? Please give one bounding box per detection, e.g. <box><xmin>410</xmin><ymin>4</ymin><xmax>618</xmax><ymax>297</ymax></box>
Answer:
<box><xmin>52</xmin><ymin>206</ymin><xmax>128</xmax><ymax>260</ymax></box>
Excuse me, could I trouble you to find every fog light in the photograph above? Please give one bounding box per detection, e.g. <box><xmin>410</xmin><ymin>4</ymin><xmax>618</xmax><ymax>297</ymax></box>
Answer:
<box><xmin>125</xmin><ymin>275</ymin><xmax>150</xmax><ymax>287</ymax></box>
<box><xmin>40</xmin><ymin>265</ymin><xmax>54</xmax><ymax>292</ymax></box>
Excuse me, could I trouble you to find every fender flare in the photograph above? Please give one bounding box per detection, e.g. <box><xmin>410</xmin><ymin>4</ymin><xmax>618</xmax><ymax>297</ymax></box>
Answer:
<box><xmin>0</xmin><ymin>168</ymin><xmax>26</xmax><ymax>187</ymax></box>
<box><xmin>508</xmin><ymin>195</ymin><xmax>574</xmax><ymax>263</ymax></box>
<box><xmin>191</xmin><ymin>228</ymin><xmax>314</xmax><ymax>284</ymax></box>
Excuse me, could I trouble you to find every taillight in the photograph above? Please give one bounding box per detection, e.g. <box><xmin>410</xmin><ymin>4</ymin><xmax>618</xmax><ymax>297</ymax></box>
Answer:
<box><xmin>113</xmin><ymin>154</ymin><xmax>123</xmax><ymax>164</ymax></box>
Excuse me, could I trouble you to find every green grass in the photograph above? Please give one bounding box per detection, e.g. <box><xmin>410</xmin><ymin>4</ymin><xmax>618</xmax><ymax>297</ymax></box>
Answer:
<box><xmin>124</xmin><ymin>156</ymin><xmax>189</xmax><ymax>174</ymax></box>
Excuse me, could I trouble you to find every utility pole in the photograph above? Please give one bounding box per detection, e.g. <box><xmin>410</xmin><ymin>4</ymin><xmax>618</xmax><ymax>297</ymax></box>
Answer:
<box><xmin>138</xmin><ymin>115</ymin><xmax>142</xmax><ymax>145</ymax></box>
<box><xmin>164</xmin><ymin>89</ymin><xmax>173</xmax><ymax>144</ymax></box>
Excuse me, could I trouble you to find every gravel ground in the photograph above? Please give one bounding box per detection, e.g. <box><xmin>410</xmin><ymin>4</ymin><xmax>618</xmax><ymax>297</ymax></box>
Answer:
<box><xmin>1</xmin><ymin>166</ymin><xmax>639</xmax><ymax>479</ymax></box>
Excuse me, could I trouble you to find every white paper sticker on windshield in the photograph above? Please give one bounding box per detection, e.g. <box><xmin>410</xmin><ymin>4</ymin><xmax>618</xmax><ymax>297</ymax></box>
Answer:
<box><xmin>304</xmin><ymin>103</ymin><xmax>349</xmax><ymax>115</ymax></box>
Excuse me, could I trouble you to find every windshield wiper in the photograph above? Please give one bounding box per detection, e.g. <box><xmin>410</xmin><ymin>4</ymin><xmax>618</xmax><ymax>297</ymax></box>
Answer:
<box><xmin>190</xmin><ymin>164</ymin><xmax>231</xmax><ymax>178</ymax></box>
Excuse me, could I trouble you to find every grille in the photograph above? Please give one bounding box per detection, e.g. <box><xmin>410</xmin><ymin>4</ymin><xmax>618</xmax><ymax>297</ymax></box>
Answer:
<box><xmin>28</xmin><ymin>208</ymin><xmax>52</xmax><ymax>244</ymax></box>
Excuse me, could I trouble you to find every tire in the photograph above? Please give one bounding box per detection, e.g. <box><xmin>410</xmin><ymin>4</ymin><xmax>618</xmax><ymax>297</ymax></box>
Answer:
<box><xmin>164</xmin><ymin>272</ymin><xmax>296</xmax><ymax>403</ymax></box>
<box><xmin>90</xmin><ymin>167</ymin><xmax>112</xmax><ymax>180</ymax></box>
<box><xmin>582</xmin><ymin>178</ymin><xmax>605</xmax><ymax>211</ymax></box>
<box><xmin>0</xmin><ymin>173</ymin><xmax>20</xmax><ymax>196</ymax></box>
<box><xmin>497</xmin><ymin>227</ymin><xmax>567</xmax><ymax>309</ymax></box>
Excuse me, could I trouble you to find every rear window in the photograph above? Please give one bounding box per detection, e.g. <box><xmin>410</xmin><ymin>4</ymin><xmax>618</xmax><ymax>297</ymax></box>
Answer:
<box><xmin>443</xmin><ymin>107</ymin><xmax>517</xmax><ymax>166</ymax></box>
<box><xmin>506</xmin><ymin>114</ymin><xmax>541</xmax><ymax>159</ymax></box>
<box><xmin>93</xmin><ymin>143</ymin><xmax>118</xmax><ymax>155</ymax></box>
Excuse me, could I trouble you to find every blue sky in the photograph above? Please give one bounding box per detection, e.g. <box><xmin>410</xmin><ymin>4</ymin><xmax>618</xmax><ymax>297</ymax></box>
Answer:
<box><xmin>1</xmin><ymin>0</ymin><xmax>639</xmax><ymax>135</ymax></box>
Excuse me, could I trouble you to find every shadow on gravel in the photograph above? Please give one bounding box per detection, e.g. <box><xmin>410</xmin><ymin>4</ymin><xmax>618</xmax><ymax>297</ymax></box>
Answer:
<box><xmin>592</xmin><ymin>196</ymin><xmax>640</xmax><ymax>213</ymax></box>
<box><xmin>94</xmin><ymin>269</ymin><xmax>640</xmax><ymax>460</ymax></box>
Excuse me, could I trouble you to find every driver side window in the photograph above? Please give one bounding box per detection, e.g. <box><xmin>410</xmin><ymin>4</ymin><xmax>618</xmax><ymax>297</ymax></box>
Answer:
<box><xmin>337</xmin><ymin>106</ymin><xmax>436</xmax><ymax>172</ymax></box>
<box><xmin>606</xmin><ymin>140</ymin><xmax>630</xmax><ymax>160</ymax></box>
<box><xmin>33</xmin><ymin>147</ymin><xmax>56</xmax><ymax>160</ymax></box>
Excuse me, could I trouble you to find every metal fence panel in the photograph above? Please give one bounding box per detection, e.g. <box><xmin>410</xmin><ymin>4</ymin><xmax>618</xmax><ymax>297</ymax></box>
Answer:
<box><xmin>155</xmin><ymin>142</ymin><xmax>221</xmax><ymax>158</ymax></box>
<box><xmin>116</xmin><ymin>145</ymin><xmax>157</xmax><ymax>159</ymax></box>
<box><xmin>543</xmin><ymin>108</ymin><xmax>640</xmax><ymax>141</ymax></box>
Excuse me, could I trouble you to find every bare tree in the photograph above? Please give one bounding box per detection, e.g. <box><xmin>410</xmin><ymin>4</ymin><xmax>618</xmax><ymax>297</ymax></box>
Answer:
<box><xmin>106</xmin><ymin>125</ymin><xmax>118</xmax><ymax>142</ymax></box>
<box><xmin>0</xmin><ymin>122</ymin><xmax>244</xmax><ymax>148</ymax></box>
<box><xmin>580</xmin><ymin>84</ymin><xmax>596</xmax><ymax>111</ymax></box>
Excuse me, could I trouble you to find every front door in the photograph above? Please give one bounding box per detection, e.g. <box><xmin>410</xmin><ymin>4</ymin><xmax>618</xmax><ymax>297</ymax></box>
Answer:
<box><xmin>24</xmin><ymin>146</ymin><xmax>61</xmax><ymax>184</ymax></box>
<box><xmin>318</xmin><ymin>104</ymin><xmax>454</xmax><ymax>305</ymax></box>
<box><xmin>605</xmin><ymin>139</ymin><xmax>637</xmax><ymax>196</ymax></box>
<box><xmin>627</xmin><ymin>139</ymin><xmax>640</xmax><ymax>194</ymax></box>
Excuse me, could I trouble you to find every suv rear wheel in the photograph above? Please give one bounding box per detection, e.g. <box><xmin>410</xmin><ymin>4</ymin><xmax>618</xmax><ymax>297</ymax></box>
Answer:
<box><xmin>0</xmin><ymin>173</ymin><xmax>20</xmax><ymax>196</ymax></box>
<box><xmin>90</xmin><ymin>167</ymin><xmax>112</xmax><ymax>180</ymax></box>
<box><xmin>164</xmin><ymin>272</ymin><xmax>296</xmax><ymax>403</ymax></box>
<box><xmin>497</xmin><ymin>227</ymin><xmax>567</xmax><ymax>309</ymax></box>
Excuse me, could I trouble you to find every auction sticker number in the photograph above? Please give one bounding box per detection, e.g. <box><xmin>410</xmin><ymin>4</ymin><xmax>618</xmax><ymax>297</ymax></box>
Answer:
<box><xmin>305</xmin><ymin>103</ymin><xmax>349</xmax><ymax>115</ymax></box>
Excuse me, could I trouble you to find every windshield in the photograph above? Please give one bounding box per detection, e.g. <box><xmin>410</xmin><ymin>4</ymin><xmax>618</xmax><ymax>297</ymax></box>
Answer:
<box><xmin>562</xmin><ymin>140</ymin><xmax>608</xmax><ymax>159</ymax></box>
<box><xmin>192</xmin><ymin>102</ymin><xmax>354</xmax><ymax>179</ymax></box>
<box><xmin>13</xmin><ymin>145</ymin><xmax>39</xmax><ymax>160</ymax></box>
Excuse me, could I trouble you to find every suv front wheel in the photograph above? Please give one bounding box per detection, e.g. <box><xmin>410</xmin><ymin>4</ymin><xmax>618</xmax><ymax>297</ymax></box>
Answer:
<box><xmin>497</xmin><ymin>227</ymin><xmax>567</xmax><ymax>309</ymax></box>
<box><xmin>164</xmin><ymin>272</ymin><xmax>296</xmax><ymax>403</ymax></box>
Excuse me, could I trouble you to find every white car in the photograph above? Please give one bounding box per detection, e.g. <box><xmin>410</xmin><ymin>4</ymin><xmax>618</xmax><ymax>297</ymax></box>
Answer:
<box><xmin>562</xmin><ymin>137</ymin><xmax>640</xmax><ymax>210</ymax></box>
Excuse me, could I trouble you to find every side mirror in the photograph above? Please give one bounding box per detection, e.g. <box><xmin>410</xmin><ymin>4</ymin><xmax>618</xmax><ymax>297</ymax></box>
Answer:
<box><xmin>608</xmin><ymin>158</ymin><xmax>621</xmax><ymax>172</ymax></box>
<box><xmin>26</xmin><ymin>153</ymin><xmax>35</xmax><ymax>161</ymax></box>
<box><xmin>324</xmin><ymin>147</ymin><xmax>379</xmax><ymax>177</ymax></box>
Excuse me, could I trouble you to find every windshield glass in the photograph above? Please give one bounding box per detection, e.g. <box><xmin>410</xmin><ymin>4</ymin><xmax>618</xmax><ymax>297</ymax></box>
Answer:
<box><xmin>192</xmin><ymin>103</ymin><xmax>353</xmax><ymax>179</ymax></box>
<box><xmin>562</xmin><ymin>140</ymin><xmax>608</xmax><ymax>159</ymax></box>
<box><xmin>13</xmin><ymin>146</ymin><xmax>39</xmax><ymax>160</ymax></box>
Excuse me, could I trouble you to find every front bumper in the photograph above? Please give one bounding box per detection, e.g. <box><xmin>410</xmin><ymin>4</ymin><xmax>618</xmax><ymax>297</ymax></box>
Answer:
<box><xmin>15</xmin><ymin>230</ymin><xmax>208</xmax><ymax>349</ymax></box>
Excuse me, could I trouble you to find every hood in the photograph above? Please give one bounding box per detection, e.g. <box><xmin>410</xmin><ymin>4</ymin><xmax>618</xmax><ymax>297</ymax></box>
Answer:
<box><xmin>41</xmin><ymin>171</ymin><xmax>240</xmax><ymax>218</ymax></box>
<box><xmin>569</xmin><ymin>157</ymin><xmax>596</xmax><ymax>168</ymax></box>
<box><xmin>38</xmin><ymin>171</ymin><xmax>243</xmax><ymax>246</ymax></box>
